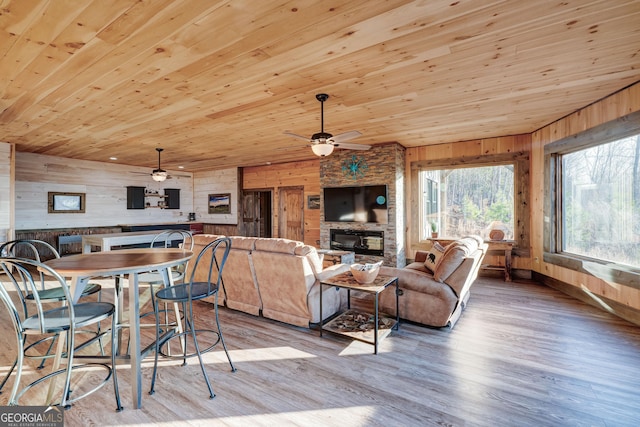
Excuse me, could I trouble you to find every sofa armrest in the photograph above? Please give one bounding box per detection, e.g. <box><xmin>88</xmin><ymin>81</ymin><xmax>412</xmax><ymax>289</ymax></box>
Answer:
<box><xmin>414</xmin><ymin>250</ymin><xmax>429</xmax><ymax>263</ymax></box>
<box><xmin>316</xmin><ymin>263</ymin><xmax>350</xmax><ymax>282</ymax></box>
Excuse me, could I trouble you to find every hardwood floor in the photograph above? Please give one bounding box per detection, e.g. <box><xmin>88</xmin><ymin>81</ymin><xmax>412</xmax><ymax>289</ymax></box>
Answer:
<box><xmin>1</xmin><ymin>276</ymin><xmax>639</xmax><ymax>426</ymax></box>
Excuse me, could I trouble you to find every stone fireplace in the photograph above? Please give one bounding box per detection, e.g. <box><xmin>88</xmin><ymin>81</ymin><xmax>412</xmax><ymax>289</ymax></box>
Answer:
<box><xmin>319</xmin><ymin>143</ymin><xmax>405</xmax><ymax>267</ymax></box>
<box><xmin>330</xmin><ymin>229</ymin><xmax>384</xmax><ymax>256</ymax></box>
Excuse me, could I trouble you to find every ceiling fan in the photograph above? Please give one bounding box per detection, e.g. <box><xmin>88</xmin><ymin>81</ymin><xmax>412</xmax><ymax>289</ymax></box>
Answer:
<box><xmin>284</xmin><ymin>93</ymin><xmax>370</xmax><ymax>156</ymax></box>
<box><xmin>130</xmin><ymin>148</ymin><xmax>188</xmax><ymax>181</ymax></box>
<box><xmin>150</xmin><ymin>148</ymin><xmax>168</xmax><ymax>181</ymax></box>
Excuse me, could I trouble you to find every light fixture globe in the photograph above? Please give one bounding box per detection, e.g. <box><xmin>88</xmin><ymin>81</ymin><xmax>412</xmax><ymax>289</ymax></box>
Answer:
<box><xmin>152</xmin><ymin>170</ymin><xmax>167</xmax><ymax>182</ymax></box>
<box><xmin>311</xmin><ymin>143</ymin><xmax>334</xmax><ymax>157</ymax></box>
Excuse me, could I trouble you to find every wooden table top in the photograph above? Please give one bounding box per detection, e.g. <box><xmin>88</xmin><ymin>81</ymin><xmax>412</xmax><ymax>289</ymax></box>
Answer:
<box><xmin>321</xmin><ymin>272</ymin><xmax>398</xmax><ymax>292</ymax></box>
<box><xmin>44</xmin><ymin>248</ymin><xmax>193</xmax><ymax>277</ymax></box>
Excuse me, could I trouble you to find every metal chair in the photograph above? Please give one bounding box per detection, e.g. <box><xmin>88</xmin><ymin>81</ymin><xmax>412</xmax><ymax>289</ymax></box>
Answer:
<box><xmin>149</xmin><ymin>236</ymin><xmax>236</xmax><ymax>399</ymax></box>
<box><xmin>0</xmin><ymin>239</ymin><xmax>102</xmax><ymax>296</ymax></box>
<box><xmin>135</xmin><ymin>230</ymin><xmax>194</xmax><ymax>339</ymax></box>
<box><xmin>138</xmin><ymin>229</ymin><xmax>194</xmax><ymax>292</ymax></box>
<box><xmin>0</xmin><ymin>257</ymin><xmax>122</xmax><ymax>410</ymax></box>
<box><xmin>0</xmin><ymin>239</ymin><xmax>102</xmax><ymax>392</ymax></box>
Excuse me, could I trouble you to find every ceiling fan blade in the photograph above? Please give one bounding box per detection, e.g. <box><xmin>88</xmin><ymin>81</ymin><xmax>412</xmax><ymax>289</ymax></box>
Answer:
<box><xmin>330</xmin><ymin>130</ymin><xmax>362</xmax><ymax>143</ymax></box>
<box><xmin>284</xmin><ymin>131</ymin><xmax>311</xmax><ymax>141</ymax></box>
<box><xmin>333</xmin><ymin>142</ymin><xmax>371</xmax><ymax>150</ymax></box>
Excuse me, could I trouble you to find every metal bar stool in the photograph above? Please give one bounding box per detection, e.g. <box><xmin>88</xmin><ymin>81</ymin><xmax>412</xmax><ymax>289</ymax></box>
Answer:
<box><xmin>0</xmin><ymin>257</ymin><xmax>122</xmax><ymax>411</ymax></box>
<box><xmin>149</xmin><ymin>237</ymin><xmax>236</xmax><ymax>398</ymax></box>
<box><xmin>0</xmin><ymin>240</ymin><xmax>102</xmax><ymax>392</ymax></box>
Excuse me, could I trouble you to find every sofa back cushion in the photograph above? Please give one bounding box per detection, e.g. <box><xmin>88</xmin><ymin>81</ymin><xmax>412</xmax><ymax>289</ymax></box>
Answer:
<box><xmin>253</xmin><ymin>238</ymin><xmax>323</xmax><ymax>275</ymax></box>
<box><xmin>254</xmin><ymin>237</ymin><xmax>301</xmax><ymax>254</ymax></box>
<box><xmin>229</xmin><ymin>235</ymin><xmax>257</xmax><ymax>251</ymax></box>
<box><xmin>434</xmin><ymin>236</ymin><xmax>480</xmax><ymax>283</ymax></box>
<box><xmin>251</xmin><ymin>244</ymin><xmax>316</xmax><ymax>327</ymax></box>
<box><xmin>294</xmin><ymin>245</ymin><xmax>324</xmax><ymax>274</ymax></box>
<box><xmin>187</xmin><ymin>234</ymin><xmax>225</xmax><ymax>281</ymax></box>
<box><xmin>221</xmin><ymin>237</ymin><xmax>261</xmax><ymax>313</ymax></box>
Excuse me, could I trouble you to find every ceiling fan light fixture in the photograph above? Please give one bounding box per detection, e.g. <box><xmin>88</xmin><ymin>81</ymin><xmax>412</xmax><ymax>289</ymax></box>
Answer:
<box><xmin>151</xmin><ymin>147</ymin><xmax>168</xmax><ymax>181</ymax></box>
<box><xmin>152</xmin><ymin>170</ymin><xmax>167</xmax><ymax>182</ymax></box>
<box><xmin>311</xmin><ymin>143</ymin><xmax>334</xmax><ymax>157</ymax></box>
<box><xmin>284</xmin><ymin>93</ymin><xmax>365</xmax><ymax>156</ymax></box>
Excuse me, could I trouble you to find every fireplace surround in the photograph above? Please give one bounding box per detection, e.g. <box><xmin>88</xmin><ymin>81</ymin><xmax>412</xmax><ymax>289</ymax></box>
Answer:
<box><xmin>319</xmin><ymin>143</ymin><xmax>405</xmax><ymax>267</ymax></box>
<box><xmin>330</xmin><ymin>229</ymin><xmax>384</xmax><ymax>256</ymax></box>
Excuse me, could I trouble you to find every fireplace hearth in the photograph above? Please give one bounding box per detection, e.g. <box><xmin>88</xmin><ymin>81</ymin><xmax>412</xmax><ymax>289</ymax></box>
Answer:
<box><xmin>330</xmin><ymin>229</ymin><xmax>384</xmax><ymax>256</ymax></box>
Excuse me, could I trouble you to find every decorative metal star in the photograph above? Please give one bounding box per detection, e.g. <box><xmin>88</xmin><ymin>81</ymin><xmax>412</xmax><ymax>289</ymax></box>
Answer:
<box><xmin>342</xmin><ymin>155</ymin><xmax>368</xmax><ymax>180</ymax></box>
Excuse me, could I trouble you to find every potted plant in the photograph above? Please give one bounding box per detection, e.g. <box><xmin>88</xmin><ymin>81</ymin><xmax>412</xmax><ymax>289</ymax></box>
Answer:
<box><xmin>430</xmin><ymin>221</ymin><xmax>438</xmax><ymax>238</ymax></box>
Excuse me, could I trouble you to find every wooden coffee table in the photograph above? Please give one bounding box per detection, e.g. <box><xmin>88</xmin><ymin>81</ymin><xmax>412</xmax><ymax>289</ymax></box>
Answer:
<box><xmin>319</xmin><ymin>272</ymin><xmax>399</xmax><ymax>354</ymax></box>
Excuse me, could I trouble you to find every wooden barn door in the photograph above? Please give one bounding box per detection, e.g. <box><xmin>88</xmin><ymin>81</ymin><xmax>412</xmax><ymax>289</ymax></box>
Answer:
<box><xmin>278</xmin><ymin>186</ymin><xmax>304</xmax><ymax>241</ymax></box>
<box><xmin>242</xmin><ymin>190</ymin><xmax>272</xmax><ymax>237</ymax></box>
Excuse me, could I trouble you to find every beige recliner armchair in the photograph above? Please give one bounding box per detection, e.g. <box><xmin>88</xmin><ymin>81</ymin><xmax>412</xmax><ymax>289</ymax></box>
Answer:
<box><xmin>379</xmin><ymin>236</ymin><xmax>487</xmax><ymax>328</ymax></box>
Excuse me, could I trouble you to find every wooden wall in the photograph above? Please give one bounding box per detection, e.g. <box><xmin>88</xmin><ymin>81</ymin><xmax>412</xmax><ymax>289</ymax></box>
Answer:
<box><xmin>531</xmin><ymin>82</ymin><xmax>640</xmax><ymax>318</ymax></box>
<box><xmin>243</xmin><ymin>160</ymin><xmax>320</xmax><ymax>247</ymax></box>
<box><xmin>193</xmin><ymin>168</ymin><xmax>239</xmax><ymax>224</ymax></box>
<box><xmin>405</xmin><ymin>135</ymin><xmax>533</xmax><ymax>272</ymax></box>
<box><xmin>0</xmin><ymin>142</ymin><xmax>13</xmax><ymax>243</ymax></box>
<box><xmin>15</xmin><ymin>152</ymin><xmax>194</xmax><ymax>230</ymax></box>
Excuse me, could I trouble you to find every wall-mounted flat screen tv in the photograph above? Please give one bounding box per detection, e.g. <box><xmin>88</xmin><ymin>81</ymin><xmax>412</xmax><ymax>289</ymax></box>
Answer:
<box><xmin>323</xmin><ymin>185</ymin><xmax>388</xmax><ymax>224</ymax></box>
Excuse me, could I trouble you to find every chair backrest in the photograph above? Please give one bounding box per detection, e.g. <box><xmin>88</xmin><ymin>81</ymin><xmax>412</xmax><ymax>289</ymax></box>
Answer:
<box><xmin>150</xmin><ymin>230</ymin><xmax>194</xmax><ymax>250</ymax></box>
<box><xmin>0</xmin><ymin>257</ymin><xmax>71</xmax><ymax>332</ymax></box>
<box><xmin>186</xmin><ymin>237</ymin><xmax>231</xmax><ymax>300</ymax></box>
<box><xmin>151</xmin><ymin>230</ymin><xmax>194</xmax><ymax>280</ymax></box>
<box><xmin>0</xmin><ymin>240</ymin><xmax>61</xmax><ymax>291</ymax></box>
<box><xmin>0</xmin><ymin>239</ymin><xmax>61</xmax><ymax>261</ymax></box>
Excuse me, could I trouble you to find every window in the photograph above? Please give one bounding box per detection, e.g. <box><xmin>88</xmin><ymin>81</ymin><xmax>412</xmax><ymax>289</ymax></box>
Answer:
<box><xmin>545</xmin><ymin>110</ymin><xmax>640</xmax><ymax>281</ymax></box>
<box><xmin>422</xmin><ymin>170</ymin><xmax>439</xmax><ymax>229</ymax></box>
<box><xmin>560</xmin><ymin>135</ymin><xmax>639</xmax><ymax>268</ymax></box>
<box><xmin>418</xmin><ymin>164</ymin><xmax>515</xmax><ymax>241</ymax></box>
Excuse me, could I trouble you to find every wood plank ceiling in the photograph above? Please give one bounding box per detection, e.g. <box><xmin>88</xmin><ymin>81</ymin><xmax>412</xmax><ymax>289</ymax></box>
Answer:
<box><xmin>1</xmin><ymin>0</ymin><xmax>639</xmax><ymax>171</ymax></box>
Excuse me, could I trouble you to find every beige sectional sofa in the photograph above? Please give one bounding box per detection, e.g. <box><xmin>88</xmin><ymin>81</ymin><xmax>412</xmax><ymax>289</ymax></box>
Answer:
<box><xmin>187</xmin><ymin>234</ymin><xmax>350</xmax><ymax>328</ymax></box>
<box><xmin>379</xmin><ymin>236</ymin><xmax>487</xmax><ymax>329</ymax></box>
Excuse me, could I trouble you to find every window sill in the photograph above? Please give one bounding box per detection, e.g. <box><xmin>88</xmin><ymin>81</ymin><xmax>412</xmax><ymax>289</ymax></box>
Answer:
<box><xmin>543</xmin><ymin>252</ymin><xmax>640</xmax><ymax>290</ymax></box>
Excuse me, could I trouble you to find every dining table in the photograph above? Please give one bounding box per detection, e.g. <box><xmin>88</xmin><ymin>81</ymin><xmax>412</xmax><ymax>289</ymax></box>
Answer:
<box><xmin>42</xmin><ymin>248</ymin><xmax>193</xmax><ymax>409</ymax></box>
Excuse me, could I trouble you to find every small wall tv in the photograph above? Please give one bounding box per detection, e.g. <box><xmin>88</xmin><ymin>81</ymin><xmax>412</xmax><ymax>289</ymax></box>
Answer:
<box><xmin>323</xmin><ymin>185</ymin><xmax>388</xmax><ymax>224</ymax></box>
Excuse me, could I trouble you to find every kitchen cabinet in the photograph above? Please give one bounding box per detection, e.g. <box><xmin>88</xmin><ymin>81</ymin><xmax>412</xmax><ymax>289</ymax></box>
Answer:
<box><xmin>164</xmin><ymin>188</ymin><xmax>180</xmax><ymax>209</ymax></box>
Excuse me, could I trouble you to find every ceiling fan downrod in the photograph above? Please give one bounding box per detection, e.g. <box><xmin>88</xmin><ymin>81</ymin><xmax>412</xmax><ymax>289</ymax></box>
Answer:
<box><xmin>155</xmin><ymin>148</ymin><xmax>165</xmax><ymax>171</ymax></box>
<box><xmin>312</xmin><ymin>93</ymin><xmax>332</xmax><ymax>141</ymax></box>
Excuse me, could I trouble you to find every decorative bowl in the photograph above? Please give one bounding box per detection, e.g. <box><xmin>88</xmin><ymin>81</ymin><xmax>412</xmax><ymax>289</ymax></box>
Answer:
<box><xmin>489</xmin><ymin>229</ymin><xmax>505</xmax><ymax>241</ymax></box>
<box><xmin>350</xmin><ymin>263</ymin><xmax>381</xmax><ymax>284</ymax></box>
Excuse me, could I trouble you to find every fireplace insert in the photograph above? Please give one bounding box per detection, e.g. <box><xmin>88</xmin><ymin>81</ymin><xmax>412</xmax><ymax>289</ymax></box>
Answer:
<box><xmin>330</xmin><ymin>229</ymin><xmax>384</xmax><ymax>256</ymax></box>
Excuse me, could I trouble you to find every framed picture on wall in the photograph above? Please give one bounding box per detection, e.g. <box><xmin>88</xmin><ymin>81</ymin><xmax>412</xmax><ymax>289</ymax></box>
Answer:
<box><xmin>48</xmin><ymin>192</ymin><xmax>85</xmax><ymax>213</ymax></box>
<box><xmin>208</xmin><ymin>193</ymin><xmax>231</xmax><ymax>214</ymax></box>
<box><xmin>307</xmin><ymin>195</ymin><xmax>320</xmax><ymax>209</ymax></box>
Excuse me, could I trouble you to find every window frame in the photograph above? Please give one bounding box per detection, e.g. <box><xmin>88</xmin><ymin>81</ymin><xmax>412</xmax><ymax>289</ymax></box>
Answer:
<box><xmin>410</xmin><ymin>152</ymin><xmax>530</xmax><ymax>255</ymax></box>
<box><xmin>544</xmin><ymin>110</ymin><xmax>640</xmax><ymax>287</ymax></box>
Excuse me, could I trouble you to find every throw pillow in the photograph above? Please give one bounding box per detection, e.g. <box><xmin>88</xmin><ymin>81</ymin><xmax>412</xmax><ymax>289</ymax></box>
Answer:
<box><xmin>424</xmin><ymin>242</ymin><xmax>446</xmax><ymax>273</ymax></box>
